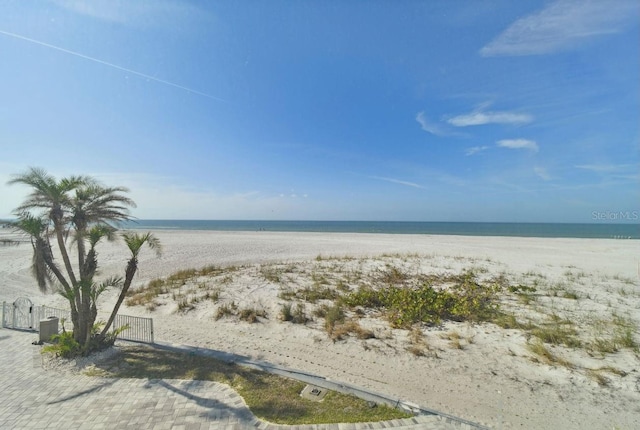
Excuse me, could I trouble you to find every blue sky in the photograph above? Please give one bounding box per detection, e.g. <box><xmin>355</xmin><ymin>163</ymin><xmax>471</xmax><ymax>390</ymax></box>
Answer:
<box><xmin>0</xmin><ymin>0</ymin><xmax>638</xmax><ymax>222</ymax></box>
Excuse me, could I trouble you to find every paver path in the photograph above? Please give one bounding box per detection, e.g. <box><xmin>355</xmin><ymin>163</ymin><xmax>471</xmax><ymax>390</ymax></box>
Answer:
<box><xmin>0</xmin><ymin>329</ymin><xmax>470</xmax><ymax>429</ymax></box>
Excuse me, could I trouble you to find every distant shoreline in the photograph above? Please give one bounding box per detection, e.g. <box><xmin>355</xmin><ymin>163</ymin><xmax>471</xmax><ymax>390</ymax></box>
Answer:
<box><xmin>117</xmin><ymin>219</ymin><xmax>640</xmax><ymax>239</ymax></box>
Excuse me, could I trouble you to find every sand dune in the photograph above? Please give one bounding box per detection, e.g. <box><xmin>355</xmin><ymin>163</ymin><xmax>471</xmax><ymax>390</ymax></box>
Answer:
<box><xmin>1</xmin><ymin>230</ymin><xmax>639</xmax><ymax>429</ymax></box>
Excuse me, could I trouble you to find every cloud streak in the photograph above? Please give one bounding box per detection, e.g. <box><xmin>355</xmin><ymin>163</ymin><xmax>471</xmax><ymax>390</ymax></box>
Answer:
<box><xmin>371</xmin><ymin>176</ymin><xmax>424</xmax><ymax>189</ymax></box>
<box><xmin>497</xmin><ymin>139</ymin><xmax>539</xmax><ymax>152</ymax></box>
<box><xmin>465</xmin><ymin>146</ymin><xmax>490</xmax><ymax>156</ymax></box>
<box><xmin>447</xmin><ymin>110</ymin><xmax>533</xmax><ymax>127</ymax></box>
<box><xmin>49</xmin><ymin>0</ymin><xmax>210</xmax><ymax>28</ymax></box>
<box><xmin>534</xmin><ymin>166</ymin><xmax>551</xmax><ymax>181</ymax></box>
<box><xmin>575</xmin><ymin>164</ymin><xmax>634</xmax><ymax>173</ymax></box>
<box><xmin>480</xmin><ymin>0</ymin><xmax>638</xmax><ymax>57</ymax></box>
<box><xmin>415</xmin><ymin>112</ymin><xmax>447</xmax><ymax>136</ymax></box>
<box><xmin>0</xmin><ymin>29</ymin><xmax>226</xmax><ymax>102</ymax></box>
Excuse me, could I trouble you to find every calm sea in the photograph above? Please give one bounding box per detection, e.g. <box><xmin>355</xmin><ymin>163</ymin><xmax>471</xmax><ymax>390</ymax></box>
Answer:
<box><xmin>121</xmin><ymin>220</ymin><xmax>640</xmax><ymax>239</ymax></box>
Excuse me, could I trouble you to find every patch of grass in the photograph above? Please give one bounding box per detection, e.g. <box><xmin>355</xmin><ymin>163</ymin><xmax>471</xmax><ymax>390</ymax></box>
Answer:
<box><xmin>530</xmin><ymin>319</ymin><xmax>581</xmax><ymax>348</ymax></box>
<box><xmin>330</xmin><ymin>320</ymin><xmax>376</xmax><ymax>341</ymax></box>
<box><xmin>281</xmin><ymin>284</ymin><xmax>339</xmax><ymax>303</ymax></box>
<box><xmin>586</xmin><ymin>369</ymin><xmax>610</xmax><ymax>387</ymax></box>
<box><xmin>612</xmin><ymin>274</ymin><xmax>635</xmax><ymax>285</ymax></box>
<box><xmin>585</xmin><ymin>313</ymin><xmax>639</xmax><ymax>356</ymax></box>
<box><xmin>406</xmin><ymin>327</ymin><xmax>431</xmax><ymax>357</ymax></box>
<box><xmin>215</xmin><ymin>302</ymin><xmax>238</xmax><ymax>320</ymax></box>
<box><xmin>378</xmin><ymin>265</ymin><xmax>410</xmax><ymax>285</ymax></box>
<box><xmin>335</xmin><ymin>279</ymin><xmax>351</xmax><ymax>293</ymax></box>
<box><xmin>311</xmin><ymin>271</ymin><xmax>330</xmax><ymax>285</ymax></box>
<box><xmin>447</xmin><ymin>332</ymin><xmax>464</xmax><ymax>350</ymax></box>
<box><xmin>204</xmin><ymin>287</ymin><xmax>222</xmax><ymax>302</ymax></box>
<box><xmin>508</xmin><ymin>284</ymin><xmax>537</xmax><ymax>294</ymax></box>
<box><xmin>587</xmin><ymin>338</ymin><xmax>619</xmax><ymax>355</ymax></box>
<box><xmin>280</xmin><ymin>302</ymin><xmax>309</xmax><ymax>324</ymax></box>
<box><xmin>527</xmin><ymin>340</ymin><xmax>572</xmax><ymax>368</ymax></box>
<box><xmin>562</xmin><ymin>290</ymin><xmax>579</xmax><ymax>300</ymax></box>
<box><xmin>261</xmin><ymin>266</ymin><xmax>285</xmax><ymax>283</ymax></box>
<box><xmin>238</xmin><ymin>307</ymin><xmax>268</xmax><ymax>323</ymax></box>
<box><xmin>517</xmin><ymin>293</ymin><xmax>536</xmax><ymax>305</ymax></box>
<box><xmin>593</xmin><ymin>366</ymin><xmax>627</xmax><ymax>377</ymax></box>
<box><xmin>93</xmin><ymin>346</ymin><xmax>412</xmax><ymax>425</ymax></box>
<box><xmin>323</xmin><ymin>304</ymin><xmax>346</xmax><ymax>336</ymax></box>
<box><xmin>219</xmin><ymin>275</ymin><xmax>234</xmax><ymax>285</ymax></box>
<box><xmin>126</xmin><ymin>265</ymin><xmax>240</xmax><ymax>307</ymax></box>
<box><xmin>492</xmin><ymin>313</ymin><xmax>537</xmax><ymax>330</ymax></box>
<box><xmin>613</xmin><ymin>327</ymin><xmax>638</xmax><ymax>351</ymax></box>
<box><xmin>177</xmin><ymin>297</ymin><xmax>195</xmax><ymax>313</ymax></box>
<box><xmin>612</xmin><ymin>313</ymin><xmax>639</xmax><ymax>351</ymax></box>
<box><xmin>279</xmin><ymin>303</ymin><xmax>309</xmax><ymax>324</ymax></box>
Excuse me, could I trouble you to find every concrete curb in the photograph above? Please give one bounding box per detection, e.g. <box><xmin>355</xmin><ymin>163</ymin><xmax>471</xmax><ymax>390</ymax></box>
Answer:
<box><xmin>147</xmin><ymin>340</ymin><xmax>490</xmax><ymax>430</ymax></box>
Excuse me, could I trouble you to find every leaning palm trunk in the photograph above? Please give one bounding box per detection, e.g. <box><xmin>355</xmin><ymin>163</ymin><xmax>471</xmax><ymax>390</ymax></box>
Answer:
<box><xmin>98</xmin><ymin>258</ymin><xmax>137</xmax><ymax>341</ymax></box>
<box><xmin>98</xmin><ymin>232</ymin><xmax>160</xmax><ymax>341</ymax></box>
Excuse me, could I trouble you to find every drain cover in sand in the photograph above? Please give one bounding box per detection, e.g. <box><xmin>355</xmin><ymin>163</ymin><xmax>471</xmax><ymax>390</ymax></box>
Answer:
<box><xmin>300</xmin><ymin>384</ymin><xmax>328</xmax><ymax>401</ymax></box>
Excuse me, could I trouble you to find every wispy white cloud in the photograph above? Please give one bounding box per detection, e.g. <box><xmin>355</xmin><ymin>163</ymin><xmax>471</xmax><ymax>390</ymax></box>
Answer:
<box><xmin>415</xmin><ymin>112</ymin><xmax>447</xmax><ymax>136</ymax></box>
<box><xmin>480</xmin><ymin>0</ymin><xmax>638</xmax><ymax>57</ymax></box>
<box><xmin>465</xmin><ymin>146</ymin><xmax>490</xmax><ymax>156</ymax></box>
<box><xmin>48</xmin><ymin>0</ymin><xmax>210</xmax><ymax>27</ymax></box>
<box><xmin>371</xmin><ymin>176</ymin><xmax>424</xmax><ymax>189</ymax></box>
<box><xmin>497</xmin><ymin>139</ymin><xmax>539</xmax><ymax>152</ymax></box>
<box><xmin>534</xmin><ymin>166</ymin><xmax>552</xmax><ymax>181</ymax></box>
<box><xmin>574</xmin><ymin>164</ymin><xmax>633</xmax><ymax>173</ymax></box>
<box><xmin>447</xmin><ymin>109</ymin><xmax>533</xmax><ymax>127</ymax></box>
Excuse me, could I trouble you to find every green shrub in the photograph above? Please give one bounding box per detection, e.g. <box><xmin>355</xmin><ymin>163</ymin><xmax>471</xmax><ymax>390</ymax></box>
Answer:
<box><xmin>343</xmin><ymin>273</ymin><xmax>501</xmax><ymax>328</ymax></box>
<box><xmin>280</xmin><ymin>303</ymin><xmax>293</xmax><ymax>321</ymax></box>
<box><xmin>324</xmin><ymin>304</ymin><xmax>345</xmax><ymax>334</ymax></box>
<box><xmin>281</xmin><ymin>303</ymin><xmax>309</xmax><ymax>324</ymax></box>
<box><xmin>42</xmin><ymin>331</ymin><xmax>81</xmax><ymax>358</ymax></box>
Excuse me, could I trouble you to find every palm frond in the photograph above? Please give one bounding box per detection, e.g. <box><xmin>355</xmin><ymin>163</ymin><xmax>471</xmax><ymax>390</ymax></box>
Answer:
<box><xmin>92</xmin><ymin>276</ymin><xmax>123</xmax><ymax>300</ymax></box>
<box><xmin>122</xmin><ymin>232</ymin><xmax>162</xmax><ymax>258</ymax></box>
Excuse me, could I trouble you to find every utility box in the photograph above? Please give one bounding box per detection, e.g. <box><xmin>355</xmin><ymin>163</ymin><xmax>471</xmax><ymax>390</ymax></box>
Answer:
<box><xmin>39</xmin><ymin>316</ymin><xmax>59</xmax><ymax>342</ymax></box>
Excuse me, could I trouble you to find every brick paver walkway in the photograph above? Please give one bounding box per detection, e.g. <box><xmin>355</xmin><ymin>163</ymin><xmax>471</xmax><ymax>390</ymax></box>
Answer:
<box><xmin>0</xmin><ymin>328</ymin><xmax>477</xmax><ymax>429</ymax></box>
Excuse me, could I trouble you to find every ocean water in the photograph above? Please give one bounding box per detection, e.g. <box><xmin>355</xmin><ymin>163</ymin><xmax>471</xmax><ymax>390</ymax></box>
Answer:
<box><xmin>121</xmin><ymin>220</ymin><xmax>640</xmax><ymax>239</ymax></box>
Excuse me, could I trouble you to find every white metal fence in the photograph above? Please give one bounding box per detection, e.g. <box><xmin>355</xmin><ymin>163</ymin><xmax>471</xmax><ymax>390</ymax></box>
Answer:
<box><xmin>2</xmin><ymin>300</ymin><xmax>154</xmax><ymax>344</ymax></box>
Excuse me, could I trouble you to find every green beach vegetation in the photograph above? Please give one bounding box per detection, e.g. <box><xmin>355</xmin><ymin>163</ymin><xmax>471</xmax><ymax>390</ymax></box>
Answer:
<box><xmin>127</xmin><ymin>253</ymin><xmax>639</xmax><ymax>381</ymax></box>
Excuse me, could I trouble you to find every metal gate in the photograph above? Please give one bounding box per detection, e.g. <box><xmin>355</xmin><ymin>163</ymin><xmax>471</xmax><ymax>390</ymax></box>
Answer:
<box><xmin>2</xmin><ymin>300</ymin><xmax>154</xmax><ymax>344</ymax></box>
<box><xmin>1</xmin><ymin>297</ymin><xmax>34</xmax><ymax>330</ymax></box>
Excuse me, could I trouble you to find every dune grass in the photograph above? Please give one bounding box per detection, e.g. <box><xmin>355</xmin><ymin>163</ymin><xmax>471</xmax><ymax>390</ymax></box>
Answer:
<box><xmin>126</xmin><ymin>253</ymin><xmax>639</xmax><ymax>364</ymax></box>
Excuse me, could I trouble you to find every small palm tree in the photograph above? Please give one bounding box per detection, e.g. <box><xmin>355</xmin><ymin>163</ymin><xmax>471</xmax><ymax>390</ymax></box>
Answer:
<box><xmin>8</xmin><ymin>167</ymin><xmax>160</xmax><ymax>354</ymax></box>
<box><xmin>98</xmin><ymin>232</ymin><xmax>161</xmax><ymax>340</ymax></box>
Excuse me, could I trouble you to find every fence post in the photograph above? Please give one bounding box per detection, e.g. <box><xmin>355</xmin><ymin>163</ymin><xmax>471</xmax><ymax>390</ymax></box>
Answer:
<box><xmin>150</xmin><ymin>318</ymin><xmax>154</xmax><ymax>344</ymax></box>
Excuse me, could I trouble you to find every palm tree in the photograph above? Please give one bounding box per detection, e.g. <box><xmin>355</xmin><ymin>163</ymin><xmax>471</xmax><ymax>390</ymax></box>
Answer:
<box><xmin>98</xmin><ymin>232</ymin><xmax>161</xmax><ymax>341</ymax></box>
<box><xmin>9</xmin><ymin>168</ymin><xmax>93</xmax><ymax>288</ymax></box>
<box><xmin>69</xmin><ymin>183</ymin><xmax>136</xmax><ymax>279</ymax></box>
<box><xmin>8</xmin><ymin>167</ymin><xmax>159</xmax><ymax>353</ymax></box>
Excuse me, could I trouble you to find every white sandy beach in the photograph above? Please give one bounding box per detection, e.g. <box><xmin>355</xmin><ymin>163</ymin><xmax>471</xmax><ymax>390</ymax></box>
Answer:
<box><xmin>1</xmin><ymin>230</ymin><xmax>639</xmax><ymax>429</ymax></box>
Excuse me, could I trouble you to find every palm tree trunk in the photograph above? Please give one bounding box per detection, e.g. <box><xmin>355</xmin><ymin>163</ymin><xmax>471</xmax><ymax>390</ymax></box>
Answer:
<box><xmin>98</xmin><ymin>258</ymin><xmax>137</xmax><ymax>340</ymax></box>
<box><xmin>53</xmin><ymin>219</ymin><xmax>78</xmax><ymax>286</ymax></box>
